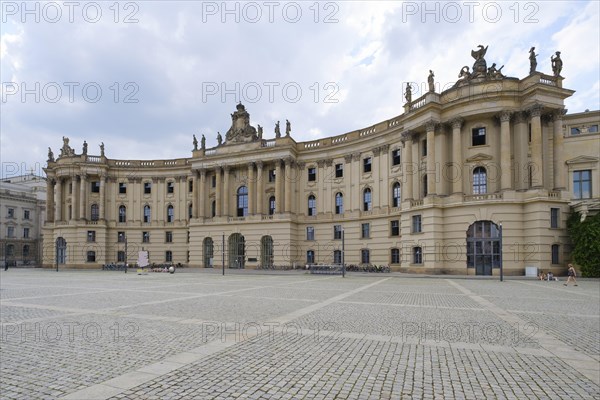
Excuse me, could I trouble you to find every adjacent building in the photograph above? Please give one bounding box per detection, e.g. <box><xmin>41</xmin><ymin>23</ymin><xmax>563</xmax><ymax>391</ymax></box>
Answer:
<box><xmin>1</xmin><ymin>173</ymin><xmax>47</xmax><ymax>266</ymax></box>
<box><xmin>42</xmin><ymin>47</ymin><xmax>599</xmax><ymax>274</ymax></box>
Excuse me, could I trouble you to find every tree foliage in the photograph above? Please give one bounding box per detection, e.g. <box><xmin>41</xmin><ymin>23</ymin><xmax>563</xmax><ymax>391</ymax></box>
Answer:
<box><xmin>567</xmin><ymin>211</ymin><xmax>600</xmax><ymax>277</ymax></box>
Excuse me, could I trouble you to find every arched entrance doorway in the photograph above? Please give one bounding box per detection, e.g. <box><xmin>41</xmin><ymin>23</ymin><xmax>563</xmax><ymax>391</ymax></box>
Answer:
<box><xmin>203</xmin><ymin>237</ymin><xmax>213</xmax><ymax>268</ymax></box>
<box><xmin>466</xmin><ymin>221</ymin><xmax>501</xmax><ymax>275</ymax></box>
<box><xmin>260</xmin><ymin>236</ymin><xmax>274</xmax><ymax>268</ymax></box>
<box><xmin>56</xmin><ymin>237</ymin><xmax>67</xmax><ymax>264</ymax></box>
<box><xmin>228</xmin><ymin>233</ymin><xmax>245</xmax><ymax>269</ymax></box>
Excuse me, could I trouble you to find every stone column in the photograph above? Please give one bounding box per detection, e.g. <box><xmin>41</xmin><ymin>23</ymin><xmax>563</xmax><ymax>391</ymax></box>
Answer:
<box><xmin>450</xmin><ymin>119</ymin><xmax>463</xmax><ymax>194</ymax></box>
<box><xmin>247</xmin><ymin>163</ymin><xmax>255</xmax><ymax>215</ymax></box>
<box><xmin>55</xmin><ymin>178</ymin><xmax>62</xmax><ymax>222</ymax></box>
<box><xmin>199</xmin><ymin>169</ymin><xmax>206</xmax><ymax>218</ymax></box>
<box><xmin>380</xmin><ymin>145</ymin><xmax>390</xmax><ymax>208</ymax></box>
<box><xmin>514</xmin><ymin>112</ymin><xmax>528</xmax><ymax>190</ymax></box>
<box><xmin>372</xmin><ymin>148</ymin><xmax>381</xmax><ymax>209</ymax></box>
<box><xmin>344</xmin><ymin>155</ymin><xmax>352</xmax><ymax>209</ymax></box>
<box><xmin>79</xmin><ymin>175</ymin><xmax>86</xmax><ymax>220</ymax></box>
<box><xmin>529</xmin><ymin>105</ymin><xmax>544</xmax><ymax>188</ymax></box>
<box><xmin>223</xmin><ymin>166</ymin><xmax>230</xmax><ymax>217</ymax></box>
<box><xmin>324</xmin><ymin>159</ymin><xmax>333</xmax><ymax>213</ymax></box>
<box><xmin>317</xmin><ymin>160</ymin><xmax>325</xmax><ymax>213</ymax></box>
<box><xmin>215</xmin><ymin>168</ymin><xmax>222</xmax><ymax>217</ymax></box>
<box><xmin>99</xmin><ymin>175</ymin><xmax>106</xmax><ymax>220</ymax></box>
<box><xmin>425</xmin><ymin>121</ymin><xmax>437</xmax><ymax>196</ymax></box>
<box><xmin>500</xmin><ymin>111</ymin><xmax>512</xmax><ymax>190</ymax></box>
<box><xmin>275</xmin><ymin>160</ymin><xmax>283</xmax><ymax>213</ymax></box>
<box><xmin>192</xmin><ymin>172</ymin><xmax>199</xmax><ymax>218</ymax></box>
<box><xmin>152</xmin><ymin>177</ymin><xmax>159</xmax><ymax>222</ymax></box>
<box><xmin>351</xmin><ymin>153</ymin><xmax>360</xmax><ymax>210</ymax></box>
<box><xmin>256</xmin><ymin>161</ymin><xmax>264</xmax><ymax>215</ymax></box>
<box><xmin>71</xmin><ymin>177</ymin><xmax>78</xmax><ymax>220</ymax></box>
<box><xmin>553</xmin><ymin>109</ymin><xmax>567</xmax><ymax>189</ymax></box>
<box><xmin>47</xmin><ymin>179</ymin><xmax>55</xmax><ymax>222</ymax></box>
<box><xmin>401</xmin><ymin>132</ymin><xmax>413</xmax><ymax>201</ymax></box>
<box><xmin>284</xmin><ymin>158</ymin><xmax>293</xmax><ymax>213</ymax></box>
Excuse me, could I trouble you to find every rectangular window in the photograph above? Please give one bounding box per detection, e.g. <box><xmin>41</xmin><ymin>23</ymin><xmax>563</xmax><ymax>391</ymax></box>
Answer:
<box><xmin>333</xmin><ymin>225</ymin><xmax>342</xmax><ymax>240</ymax></box>
<box><xmin>211</xmin><ymin>175</ymin><xmax>217</xmax><ymax>188</ymax></box>
<box><xmin>392</xmin><ymin>149</ymin><xmax>401</xmax><ymax>166</ymax></box>
<box><xmin>307</xmin><ymin>250</ymin><xmax>315</xmax><ymax>265</ymax></box>
<box><xmin>472</xmin><ymin>127</ymin><xmax>486</xmax><ymax>146</ymax></box>
<box><xmin>551</xmin><ymin>244</ymin><xmax>559</xmax><ymax>264</ymax></box>
<box><xmin>308</xmin><ymin>167</ymin><xmax>316</xmax><ymax>182</ymax></box>
<box><xmin>117</xmin><ymin>251</ymin><xmax>125</xmax><ymax>262</ymax></box>
<box><xmin>333</xmin><ymin>250</ymin><xmax>342</xmax><ymax>264</ymax></box>
<box><xmin>589</xmin><ymin>125</ymin><xmax>599</xmax><ymax>133</ymax></box>
<box><xmin>189</xmin><ymin>180</ymin><xmax>193</xmax><ymax>193</ymax></box>
<box><xmin>550</xmin><ymin>208</ymin><xmax>560</xmax><ymax>229</ymax></box>
<box><xmin>391</xmin><ymin>220</ymin><xmax>400</xmax><ymax>236</ymax></box>
<box><xmin>528</xmin><ymin>124</ymin><xmax>532</xmax><ymax>143</ymax></box>
<box><xmin>268</xmin><ymin>169</ymin><xmax>276</xmax><ymax>183</ymax></box>
<box><xmin>412</xmin><ymin>215</ymin><xmax>422</xmax><ymax>233</ymax></box>
<box><xmin>166</xmin><ymin>231</ymin><xmax>173</xmax><ymax>243</ymax></box>
<box><xmin>361</xmin><ymin>223</ymin><xmax>370</xmax><ymax>239</ymax></box>
<box><xmin>144</xmin><ymin>182</ymin><xmax>152</xmax><ymax>194</ymax></box>
<box><xmin>363</xmin><ymin>157</ymin><xmax>372</xmax><ymax>173</ymax></box>
<box><xmin>23</xmin><ymin>210</ymin><xmax>30</xmax><ymax>220</ymax></box>
<box><xmin>391</xmin><ymin>248</ymin><xmax>400</xmax><ymax>264</ymax></box>
<box><xmin>422</xmin><ymin>140</ymin><xmax>427</xmax><ymax>157</ymax></box>
<box><xmin>167</xmin><ymin>181</ymin><xmax>175</xmax><ymax>194</ymax></box>
<box><xmin>119</xmin><ymin>182</ymin><xmax>127</xmax><ymax>194</ymax></box>
<box><xmin>361</xmin><ymin>249</ymin><xmax>370</xmax><ymax>264</ymax></box>
<box><xmin>69</xmin><ymin>183</ymin><xmax>72</xmax><ymax>194</ymax></box>
<box><xmin>7</xmin><ymin>226</ymin><xmax>14</xmax><ymax>238</ymax></box>
<box><xmin>87</xmin><ymin>231</ymin><xmax>96</xmax><ymax>242</ymax></box>
<box><xmin>87</xmin><ymin>251</ymin><xmax>96</xmax><ymax>262</ymax></box>
<box><xmin>306</xmin><ymin>226</ymin><xmax>315</xmax><ymax>241</ymax></box>
<box><xmin>571</xmin><ymin>127</ymin><xmax>580</xmax><ymax>135</ymax></box>
<box><xmin>117</xmin><ymin>231</ymin><xmax>125</xmax><ymax>243</ymax></box>
<box><xmin>142</xmin><ymin>231</ymin><xmax>150</xmax><ymax>243</ymax></box>
<box><xmin>166</xmin><ymin>251</ymin><xmax>173</xmax><ymax>262</ymax></box>
<box><xmin>335</xmin><ymin>163</ymin><xmax>343</xmax><ymax>178</ymax></box>
<box><xmin>7</xmin><ymin>208</ymin><xmax>14</xmax><ymax>218</ymax></box>
<box><xmin>91</xmin><ymin>181</ymin><xmax>100</xmax><ymax>193</ymax></box>
<box><xmin>573</xmin><ymin>170</ymin><xmax>592</xmax><ymax>199</ymax></box>
<box><xmin>23</xmin><ymin>227</ymin><xmax>30</xmax><ymax>238</ymax></box>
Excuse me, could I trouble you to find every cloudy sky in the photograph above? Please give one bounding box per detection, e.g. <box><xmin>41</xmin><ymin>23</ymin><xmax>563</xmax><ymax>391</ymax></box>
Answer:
<box><xmin>1</xmin><ymin>0</ymin><xmax>599</xmax><ymax>178</ymax></box>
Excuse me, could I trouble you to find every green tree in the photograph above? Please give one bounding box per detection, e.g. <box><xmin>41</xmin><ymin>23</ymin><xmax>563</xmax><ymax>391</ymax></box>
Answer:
<box><xmin>567</xmin><ymin>212</ymin><xmax>600</xmax><ymax>277</ymax></box>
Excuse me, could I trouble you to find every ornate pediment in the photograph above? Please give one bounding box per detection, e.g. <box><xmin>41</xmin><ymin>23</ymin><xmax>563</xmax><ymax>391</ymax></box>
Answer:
<box><xmin>466</xmin><ymin>153</ymin><xmax>494</xmax><ymax>163</ymax></box>
<box><xmin>224</xmin><ymin>103</ymin><xmax>258</xmax><ymax>145</ymax></box>
<box><xmin>566</xmin><ymin>155</ymin><xmax>599</xmax><ymax>165</ymax></box>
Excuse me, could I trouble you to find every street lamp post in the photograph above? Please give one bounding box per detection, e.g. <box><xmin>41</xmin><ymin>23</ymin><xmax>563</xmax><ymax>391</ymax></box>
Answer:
<box><xmin>342</xmin><ymin>227</ymin><xmax>345</xmax><ymax>278</ymax></box>
<box><xmin>499</xmin><ymin>223</ymin><xmax>503</xmax><ymax>282</ymax></box>
<box><xmin>124</xmin><ymin>235</ymin><xmax>128</xmax><ymax>273</ymax></box>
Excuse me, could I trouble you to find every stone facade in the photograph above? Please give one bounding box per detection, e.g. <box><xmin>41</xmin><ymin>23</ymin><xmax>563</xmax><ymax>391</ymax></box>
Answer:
<box><xmin>42</xmin><ymin>52</ymin><xmax>600</xmax><ymax>275</ymax></box>
<box><xmin>0</xmin><ymin>174</ymin><xmax>47</xmax><ymax>266</ymax></box>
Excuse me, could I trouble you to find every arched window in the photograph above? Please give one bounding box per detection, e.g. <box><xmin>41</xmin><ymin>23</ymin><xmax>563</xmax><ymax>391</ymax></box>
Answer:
<box><xmin>143</xmin><ymin>205</ymin><xmax>151</xmax><ymax>223</ymax></box>
<box><xmin>269</xmin><ymin>196</ymin><xmax>276</xmax><ymax>215</ymax></box>
<box><xmin>473</xmin><ymin>167</ymin><xmax>487</xmax><ymax>194</ymax></box>
<box><xmin>118</xmin><ymin>205</ymin><xmax>126</xmax><ymax>223</ymax></box>
<box><xmin>90</xmin><ymin>204</ymin><xmax>99</xmax><ymax>221</ymax></box>
<box><xmin>237</xmin><ymin>186</ymin><xmax>248</xmax><ymax>217</ymax></box>
<box><xmin>166</xmin><ymin>205</ymin><xmax>174</xmax><ymax>223</ymax></box>
<box><xmin>392</xmin><ymin>182</ymin><xmax>401</xmax><ymax>208</ymax></box>
<box><xmin>363</xmin><ymin>188</ymin><xmax>372</xmax><ymax>211</ymax></box>
<box><xmin>308</xmin><ymin>195</ymin><xmax>316</xmax><ymax>216</ymax></box>
<box><xmin>261</xmin><ymin>235</ymin><xmax>274</xmax><ymax>268</ymax></box>
<box><xmin>6</xmin><ymin>244</ymin><xmax>15</xmax><ymax>257</ymax></box>
<box><xmin>23</xmin><ymin>245</ymin><xmax>30</xmax><ymax>258</ymax></box>
<box><xmin>335</xmin><ymin>192</ymin><xmax>343</xmax><ymax>214</ymax></box>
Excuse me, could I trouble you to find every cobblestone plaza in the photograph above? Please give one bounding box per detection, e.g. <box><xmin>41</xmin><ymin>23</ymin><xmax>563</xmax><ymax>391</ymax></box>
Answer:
<box><xmin>1</xmin><ymin>269</ymin><xmax>598</xmax><ymax>399</ymax></box>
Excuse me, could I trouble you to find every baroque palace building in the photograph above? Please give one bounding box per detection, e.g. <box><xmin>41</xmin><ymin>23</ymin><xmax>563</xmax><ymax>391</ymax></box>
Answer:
<box><xmin>42</xmin><ymin>46</ymin><xmax>599</xmax><ymax>275</ymax></box>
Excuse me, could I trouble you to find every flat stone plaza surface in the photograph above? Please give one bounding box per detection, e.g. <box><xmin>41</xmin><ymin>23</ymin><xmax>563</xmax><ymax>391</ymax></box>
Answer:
<box><xmin>1</xmin><ymin>269</ymin><xmax>598</xmax><ymax>400</ymax></box>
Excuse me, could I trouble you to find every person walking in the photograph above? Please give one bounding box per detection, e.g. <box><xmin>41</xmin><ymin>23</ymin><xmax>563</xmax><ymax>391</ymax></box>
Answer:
<box><xmin>564</xmin><ymin>264</ymin><xmax>578</xmax><ymax>286</ymax></box>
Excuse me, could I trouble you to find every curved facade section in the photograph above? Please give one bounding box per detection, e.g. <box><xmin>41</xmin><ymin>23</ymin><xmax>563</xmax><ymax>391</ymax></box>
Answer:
<box><xmin>43</xmin><ymin>55</ymin><xmax>600</xmax><ymax>275</ymax></box>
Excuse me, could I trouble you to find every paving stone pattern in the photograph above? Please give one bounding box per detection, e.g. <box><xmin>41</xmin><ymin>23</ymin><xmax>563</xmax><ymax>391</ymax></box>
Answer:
<box><xmin>1</xmin><ymin>270</ymin><xmax>598</xmax><ymax>400</ymax></box>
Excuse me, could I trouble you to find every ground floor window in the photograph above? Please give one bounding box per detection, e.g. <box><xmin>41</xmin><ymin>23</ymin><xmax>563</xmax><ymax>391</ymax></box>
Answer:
<box><xmin>551</xmin><ymin>244</ymin><xmax>559</xmax><ymax>264</ymax></box>
<box><xmin>166</xmin><ymin>251</ymin><xmax>173</xmax><ymax>262</ymax></box>
<box><xmin>413</xmin><ymin>247</ymin><xmax>422</xmax><ymax>264</ymax></box>
<box><xmin>307</xmin><ymin>250</ymin><xmax>315</xmax><ymax>265</ymax></box>
<box><xmin>333</xmin><ymin>250</ymin><xmax>342</xmax><ymax>264</ymax></box>
<box><xmin>87</xmin><ymin>251</ymin><xmax>96</xmax><ymax>262</ymax></box>
<box><xmin>391</xmin><ymin>248</ymin><xmax>400</xmax><ymax>264</ymax></box>
<box><xmin>361</xmin><ymin>249</ymin><xmax>370</xmax><ymax>264</ymax></box>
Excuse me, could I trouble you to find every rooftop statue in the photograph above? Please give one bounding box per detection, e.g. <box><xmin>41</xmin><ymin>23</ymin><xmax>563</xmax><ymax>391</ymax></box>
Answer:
<box><xmin>59</xmin><ymin>136</ymin><xmax>75</xmax><ymax>157</ymax></box>
<box><xmin>193</xmin><ymin>134</ymin><xmax>198</xmax><ymax>151</ymax></box>
<box><xmin>551</xmin><ymin>51</ymin><xmax>563</xmax><ymax>77</ymax></box>
<box><xmin>275</xmin><ymin>121</ymin><xmax>281</xmax><ymax>138</ymax></box>
<box><xmin>257</xmin><ymin>124</ymin><xmax>263</xmax><ymax>139</ymax></box>
<box><xmin>404</xmin><ymin>83</ymin><xmax>412</xmax><ymax>104</ymax></box>
<box><xmin>286</xmin><ymin>119</ymin><xmax>291</xmax><ymax>136</ymax></box>
<box><xmin>428</xmin><ymin>70</ymin><xmax>435</xmax><ymax>92</ymax></box>
<box><xmin>470</xmin><ymin>44</ymin><xmax>488</xmax><ymax>78</ymax></box>
<box><xmin>454</xmin><ymin>45</ymin><xmax>512</xmax><ymax>87</ymax></box>
<box><xmin>100</xmin><ymin>142</ymin><xmax>105</xmax><ymax>157</ymax></box>
<box><xmin>224</xmin><ymin>102</ymin><xmax>258</xmax><ymax>144</ymax></box>
<box><xmin>82</xmin><ymin>140</ymin><xmax>88</xmax><ymax>155</ymax></box>
<box><xmin>529</xmin><ymin>46</ymin><xmax>537</xmax><ymax>74</ymax></box>
<box><xmin>217</xmin><ymin>132</ymin><xmax>222</xmax><ymax>146</ymax></box>
<box><xmin>48</xmin><ymin>147</ymin><xmax>54</xmax><ymax>162</ymax></box>
<box><xmin>201</xmin><ymin>134</ymin><xmax>206</xmax><ymax>150</ymax></box>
